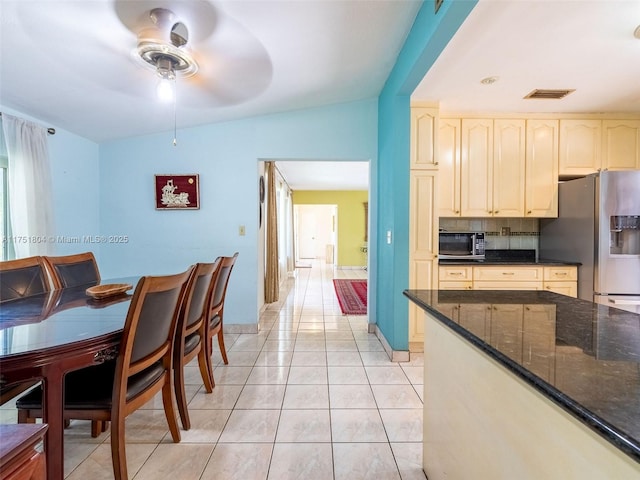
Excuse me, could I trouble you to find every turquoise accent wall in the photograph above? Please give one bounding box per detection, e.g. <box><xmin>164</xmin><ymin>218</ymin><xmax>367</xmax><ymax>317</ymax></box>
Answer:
<box><xmin>375</xmin><ymin>0</ymin><xmax>477</xmax><ymax>350</ymax></box>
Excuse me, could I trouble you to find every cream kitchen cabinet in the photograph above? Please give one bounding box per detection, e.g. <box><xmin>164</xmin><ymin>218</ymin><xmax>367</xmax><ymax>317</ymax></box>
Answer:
<box><xmin>559</xmin><ymin>119</ymin><xmax>602</xmax><ymax>176</ymax></box>
<box><xmin>602</xmin><ymin>119</ymin><xmax>640</xmax><ymax>170</ymax></box>
<box><xmin>525</xmin><ymin>119</ymin><xmax>559</xmax><ymax>217</ymax></box>
<box><xmin>438</xmin><ymin>118</ymin><xmax>462</xmax><ymax>217</ymax></box>
<box><xmin>408</xmin><ymin>170</ymin><xmax>438</xmax><ymax>344</ymax></box>
<box><xmin>473</xmin><ymin>265</ymin><xmax>544</xmax><ymax>288</ymax></box>
<box><xmin>543</xmin><ymin>265</ymin><xmax>578</xmax><ymax>297</ymax></box>
<box><xmin>489</xmin><ymin>304</ymin><xmax>525</xmax><ymax>362</ymax></box>
<box><xmin>438</xmin><ymin>264</ymin><xmax>577</xmax><ymax>298</ymax></box>
<box><xmin>459</xmin><ymin>118</ymin><xmax>526</xmax><ymax>217</ymax></box>
<box><xmin>410</xmin><ymin>106</ymin><xmax>439</xmax><ymax>169</ymax></box>
<box><xmin>438</xmin><ymin>265</ymin><xmax>473</xmax><ymax>290</ymax></box>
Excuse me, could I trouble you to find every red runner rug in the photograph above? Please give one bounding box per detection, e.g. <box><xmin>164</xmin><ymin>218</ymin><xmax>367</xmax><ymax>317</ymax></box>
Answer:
<box><xmin>333</xmin><ymin>279</ymin><xmax>367</xmax><ymax>315</ymax></box>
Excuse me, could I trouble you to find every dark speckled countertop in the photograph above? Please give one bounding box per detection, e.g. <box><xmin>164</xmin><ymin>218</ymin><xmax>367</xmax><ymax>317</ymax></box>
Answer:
<box><xmin>403</xmin><ymin>289</ymin><xmax>640</xmax><ymax>463</ymax></box>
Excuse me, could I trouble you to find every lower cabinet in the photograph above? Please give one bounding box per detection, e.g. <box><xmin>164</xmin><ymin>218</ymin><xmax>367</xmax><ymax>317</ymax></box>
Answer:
<box><xmin>439</xmin><ymin>264</ymin><xmax>577</xmax><ymax>297</ymax></box>
<box><xmin>438</xmin><ymin>302</ymin><xmax>557</xmax><ymax>384</ymax></box>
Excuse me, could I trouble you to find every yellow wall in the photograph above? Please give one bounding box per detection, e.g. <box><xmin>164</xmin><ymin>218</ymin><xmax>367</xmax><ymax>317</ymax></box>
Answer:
<box><xmin>292</xmin><ymin>190</ymin><xmax>368</xmax><ymax>267</ymax></box>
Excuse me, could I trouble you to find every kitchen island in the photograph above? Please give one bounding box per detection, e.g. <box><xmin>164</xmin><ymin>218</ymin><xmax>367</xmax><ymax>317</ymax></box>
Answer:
<box><xmin>404</xmin><ymin>289</ymin><xmax>640</xmax><ymax>479</ymax></box>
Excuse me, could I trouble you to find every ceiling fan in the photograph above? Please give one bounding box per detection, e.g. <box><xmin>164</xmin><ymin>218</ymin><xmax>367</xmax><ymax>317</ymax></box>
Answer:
<box><xmin>11</xmin><ymin>0</ymin><xmax>273</xmax><ymax>108</ymax></box>
<box><xmin>114</xmin><ymin>0</ymin><xmax>273</xmax><ymax>106</ymax></box>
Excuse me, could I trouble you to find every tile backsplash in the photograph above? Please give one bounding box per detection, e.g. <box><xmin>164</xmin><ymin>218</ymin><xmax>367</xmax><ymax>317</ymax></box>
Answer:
<box><xmin>439</xmin><ymin>218</ymin><xmax>539</xmax><ymax>252</ymax></box>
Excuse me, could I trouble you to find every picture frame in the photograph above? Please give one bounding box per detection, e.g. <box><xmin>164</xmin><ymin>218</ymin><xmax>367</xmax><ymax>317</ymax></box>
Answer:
<box><xmin>155</xmin><ymin>174</ymin><xmax>200</xmax><ymax>210</ymax></box>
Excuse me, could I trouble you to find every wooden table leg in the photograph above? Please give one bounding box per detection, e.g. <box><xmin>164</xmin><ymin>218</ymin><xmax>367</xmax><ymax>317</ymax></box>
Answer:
<box><xmin>41</xmin><ymin>365</ymin><xmax>65</xmax><ymax>480</ymax></box>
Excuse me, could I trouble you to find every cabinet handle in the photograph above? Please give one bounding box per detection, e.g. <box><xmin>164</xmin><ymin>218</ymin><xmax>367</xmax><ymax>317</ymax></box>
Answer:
<box><xmin>455</xmin><ymin>210</ymin><xmax>460</xmax><ymax>214</ymax></box>
<box><xmin>494</xmin><ymin>210</ymin><xmax>499</xmax><ymax>214</ymax></box>
<box><xmin>555</xmin><ymin>272</ymin><xmax>568</xmax><ymax>276</ymax></box>
<box><xmin>502</xmin><ymin>272</ymin><xmax>515</xmax><ymax>275</ymax></box>
<box><xmin>487</xmin><ymin>306</ymin><xmax>491</xmax><ymax>310</ymax></box>
<box><xmin>434</xmin><ymin>162</ymin><xmax>439</xmax><ymax>166</ymax></box>
<box><xmin>527</xmin><ymin>210</ymin><xmax>532</xmax><ymax>214</ymax></box>
<box><xmin>450</xmin><ymin>272</ymin><xmax>462</xmax><ymax>276</ymax></box>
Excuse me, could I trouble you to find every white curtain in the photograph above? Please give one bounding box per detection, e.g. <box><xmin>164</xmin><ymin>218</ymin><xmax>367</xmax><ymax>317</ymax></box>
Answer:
<box><xmin>1</xmin><ymin>114</ymin><xmax>54</xmax><ymax>257</ymax></box>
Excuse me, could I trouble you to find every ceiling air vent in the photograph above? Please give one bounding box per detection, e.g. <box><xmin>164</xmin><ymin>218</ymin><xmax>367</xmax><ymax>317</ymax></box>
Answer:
<box><xmin>524</xmin><ymin>89</ymin><xmax>575</xmax><ymax>100</ymax></box>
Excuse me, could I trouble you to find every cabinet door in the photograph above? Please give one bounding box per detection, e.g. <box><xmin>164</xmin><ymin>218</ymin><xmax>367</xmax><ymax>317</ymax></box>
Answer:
<box><xmin>525</xmin><ymin>119</ymin><xmax>559</xmax><ymax>218</ymax></box>
<box><xmin>410</xmin><ymin>107</ymin><xmax>439</xmax><ymax>169</ymax></box>
<box><xmin>544</xmin><ymin>281</ymin><xmax>577</xmax><ymax>298</ymax></box>
<box><xmin>559</xmin><ymin>119</ymin><xmax>602</xmax><ymax>176</ymax></box>
<box><xmin>602</xmin><ymin>120</ymin><xmax>640</xmax><ymax>170</ymax></box>
<box><xmin>522</xmin><ymin>304</ymin><xmax>556</xmax><ymax>383</ymax></box>
<box><xmin>492</xmin><ymin>119</ymin><xmax>526</xmax><ymax>217</ymax></box>
<box><xmin>489</xmin><ymin>304</ymin><xmax>524</xmax><ymax>362</ymax></box>
<box><xmin>458</xmin><ymin>304</ymin><xmax>491</xmax><ymax>339</ymax></box>
<box><xmin>409</xmin><ymin>170</ymin><xmax>438</xmax><ymax>344</ymax></box>
<box><xmin>408</xmin><ymin>259</ymin><xmax>437</xmax><ymax>343</ymax></box>
<box><xmin>438</xmin><ymin>118</ymin><xmax>462</xmax><ymax>216</ymax></box>
<box><xmin>461</xmin><ymin>119</ymin><xmax>493</xmax><ymax>217</ymax></box>
<box><xmin>409</xmin><ymin>171</ymin><xmax>438</xmax><ymax>259</ymax></box>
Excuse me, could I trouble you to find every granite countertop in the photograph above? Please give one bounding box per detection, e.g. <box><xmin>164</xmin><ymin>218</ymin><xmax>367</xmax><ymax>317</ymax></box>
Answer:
<box><xmin>403</xmin><ymin>289</ymin><xmax>640</xmax><ymax>463</ymax></box>
<box><xmin>438</xmin><ymin>249</ymin><xmax>581</xmax><ymax>266</ymax></box>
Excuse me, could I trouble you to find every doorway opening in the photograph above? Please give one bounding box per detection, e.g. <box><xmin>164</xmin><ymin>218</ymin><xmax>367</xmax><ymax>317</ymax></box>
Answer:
<box><xmin>294</xmin><ymin>204</ymin><xmax>337</xmax><ymax>267</ymax></box>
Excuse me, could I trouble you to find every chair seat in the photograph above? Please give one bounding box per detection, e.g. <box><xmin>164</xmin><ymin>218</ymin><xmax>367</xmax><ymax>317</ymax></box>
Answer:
<box><xmin>16</xmin><ymin>361</ymin><xmax>165</xmax><ymax>410</ymax></box>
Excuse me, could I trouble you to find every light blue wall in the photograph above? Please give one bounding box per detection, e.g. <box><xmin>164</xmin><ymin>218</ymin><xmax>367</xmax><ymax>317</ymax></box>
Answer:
<box><xmin>98</xmin><ymin>99</ymin><xmax>378</xmax><ymax>326</ymax></box>
<box><xmin>0</xmin><ymin>106</ymin><xmax>101</xmax><ymax>258</ymax></box>
<box><xmin>375</xmin><ymin>0</ymin><xmax>477</xmax><ymax>350</ymax></box>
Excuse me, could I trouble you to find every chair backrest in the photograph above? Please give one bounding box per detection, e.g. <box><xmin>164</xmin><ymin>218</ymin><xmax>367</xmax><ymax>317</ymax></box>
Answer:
<box><xmin>181</xmin><ymin>260</ymin><xmax>222</xmax><ymax>333</ymax></box>
<box><xmin>210</xmin><ymin>252</ymin><xmax>238</xmax><ymax>317</ymax></box>
<box><xmin>0</xmin><ymin>256</ymin><xmax>51</xmax><ymax>302</ymax></box>
<box><xmin>43</xmin><ymin>252</ymin><xmax>100</xmax><ymax>289</ymax></box>
<box><xmin>115</xmin><ymin>268</ymin><xmax>193</xmax><ymax>395</ymax></box>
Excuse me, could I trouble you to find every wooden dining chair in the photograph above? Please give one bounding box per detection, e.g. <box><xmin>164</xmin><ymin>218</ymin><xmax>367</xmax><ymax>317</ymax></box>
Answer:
<box><xmin>173</xmin><ymin>260</ymin><xmax>221</xmax><ymax>430</ymax></box>
<box><xmin>16</xmin><ymin>267</ymin><xmax>193</xmax><ymax>480</ymax></box>
<box><xmin>207</xmin><ymin>252</ymin><xmax>239</xmax><ymax>367</ymax></box>
<box><xmin>0</xmin><ymin>256</ymin><xmax>51</xmax><ymax>302</ymax></box>
<box><xmin>43</xmin><ymin>252</ymin><xmax>100</xmax><ymax>289</ymax></box>
<box><xmin>0</xmin><ymin>256</ymin><xmax>52</xmax><ymax>405</ymax></box>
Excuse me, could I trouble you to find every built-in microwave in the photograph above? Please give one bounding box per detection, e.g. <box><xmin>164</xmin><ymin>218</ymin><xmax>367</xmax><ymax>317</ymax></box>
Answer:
<box><xmin>438</xmin><ymin>232</ymin><xmax>485</xmax><ymax>260</ymax></box>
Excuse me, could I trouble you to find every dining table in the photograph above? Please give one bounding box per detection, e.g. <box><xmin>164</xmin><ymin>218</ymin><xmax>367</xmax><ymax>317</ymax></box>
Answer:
<box><xmin>0</xmin><ymin>277</ymin><xmax>138</xmax><ymax>480</ymax></box>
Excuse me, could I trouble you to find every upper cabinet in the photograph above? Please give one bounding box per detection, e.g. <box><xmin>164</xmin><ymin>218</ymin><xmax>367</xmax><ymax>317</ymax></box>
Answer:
<box><xmin>459</xmin><ymin>118</ymin><xmax>527</xmax><ymax>217</ymax></box>
<box><xmin>559</xmin><ymin>118</ymin><xmax>640</xmax><ymax>175</ymax></box>
<box><xmin>559</xmin><ymin>119</ymin><xmax>602</xmax><ymax>176</ymax></box>
<box><xmin>438</xmin><ymin>118</ymin><xmax>461</xmax><ymax>216</ymax></box>
<box><xmin>410</xmin><ymin>106</ymin><xmax>439</xmax><ymax>169</ymax></box>
<box><xmin>525</xmin><ymin>119</ymin><xmax>559</xmax><ymax>217</ymax></box>
<box><xmin>602</xmin><ymin>119</ymin><xmax>640</xmax><ymax>170</ymax></box>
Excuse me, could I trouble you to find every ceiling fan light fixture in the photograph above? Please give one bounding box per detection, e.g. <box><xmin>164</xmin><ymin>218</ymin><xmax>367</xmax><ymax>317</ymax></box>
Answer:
<box><xmin>134</xmin><ymin>8</ymin><xmax>198</xmax><ymax>79</ymax></box>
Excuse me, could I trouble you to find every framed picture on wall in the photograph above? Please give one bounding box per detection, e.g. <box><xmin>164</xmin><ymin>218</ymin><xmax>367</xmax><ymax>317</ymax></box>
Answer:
<box><xmin>155</xmin><ymin>174</ymin><xmax>200</xmax><ymax>210</ymax></box>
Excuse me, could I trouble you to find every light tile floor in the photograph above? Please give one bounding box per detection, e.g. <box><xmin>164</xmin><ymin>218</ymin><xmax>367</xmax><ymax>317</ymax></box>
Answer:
<box><xmin>1</xmin><ymin>260</ymin><xmax>425</xmax><ymax>479</ymax></box>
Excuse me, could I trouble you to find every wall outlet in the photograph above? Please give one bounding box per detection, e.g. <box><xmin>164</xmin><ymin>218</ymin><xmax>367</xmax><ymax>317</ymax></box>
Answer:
<box><xmin>239</xmin><ymin>225</ymin><xmax>246</xmax><ymax>236</ymax></box>
<box><xmin>501</xmin><ymin>226</ymin><xmax>511</xmax><ymax>236</ymax></box>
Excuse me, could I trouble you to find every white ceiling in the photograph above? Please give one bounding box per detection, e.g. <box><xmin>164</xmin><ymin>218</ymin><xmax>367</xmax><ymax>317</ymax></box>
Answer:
<box><xmin>0</xmin><ymin>0</ymin><xmax>421</xmax><ymax>143</ymax></box>
<box><xmin>1</xmin><ymin>0</ymin><xmax>639</xmax><ymax>191</ymax></box>
<box><xmin>412</xmin><ymin>0</ymin><xmax>640</xmax><ymax>114</ymax></box>
<box><xmin>275</xmin><ymin>160</ymin><xmax>369</xmax><ymax>191</ymax></box>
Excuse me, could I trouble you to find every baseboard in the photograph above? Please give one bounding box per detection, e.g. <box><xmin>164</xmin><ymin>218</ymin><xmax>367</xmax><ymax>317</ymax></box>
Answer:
<box><xmin>371</xmin><ymin>324</ymin><xmax>410</xmax><ymax>362</ymax></box>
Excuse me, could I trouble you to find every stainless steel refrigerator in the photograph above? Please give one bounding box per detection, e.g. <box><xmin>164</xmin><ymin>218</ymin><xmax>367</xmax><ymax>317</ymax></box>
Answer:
<box><xmin>539</xmin><ymin>170</ymin><xmax>640</xmax><ymax>313</ymax></box>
